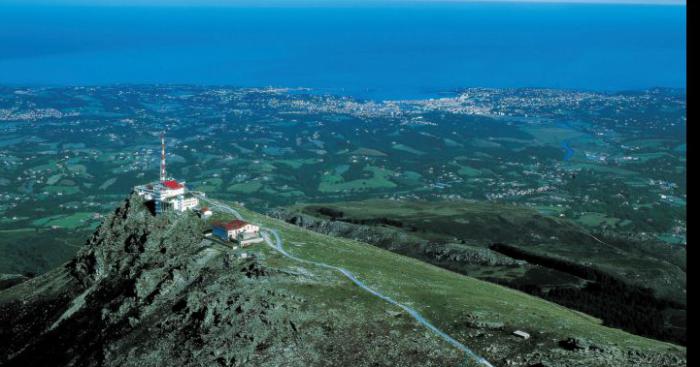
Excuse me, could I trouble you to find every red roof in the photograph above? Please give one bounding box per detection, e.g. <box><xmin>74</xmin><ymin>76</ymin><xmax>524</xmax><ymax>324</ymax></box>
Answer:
<box><xmin>162</xmin><ymin>180</ymin><xmax>183</xmax><ymax>189</ymax></box>
<box><xmin>213</xmin><ymin>220</ymin><xmax>249</xmax><ymax>231</ymax></box>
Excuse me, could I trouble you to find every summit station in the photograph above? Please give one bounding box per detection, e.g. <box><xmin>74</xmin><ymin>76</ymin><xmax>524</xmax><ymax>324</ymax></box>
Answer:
<box><xmin>134</xmin><ymin>133</ymin><xmax>199</xmax><ymax>214</ymax></box>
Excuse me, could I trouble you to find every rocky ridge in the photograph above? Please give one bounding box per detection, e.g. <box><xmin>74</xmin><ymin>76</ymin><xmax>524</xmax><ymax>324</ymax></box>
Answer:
<box><xmin>270</xmin><ymin>209</ymin><xmax>520</xmax><ymax>269</ymax></box>
<box><xmin>0</xmin><ymin>195</ymin><xmax>461</xmax><ymax>367</ymax></box>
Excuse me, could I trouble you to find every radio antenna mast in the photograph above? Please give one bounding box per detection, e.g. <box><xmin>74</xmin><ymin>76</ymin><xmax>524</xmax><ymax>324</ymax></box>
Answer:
<box><xmin>160</xmin><ymin>131</ymin><xmax>166</xmax><ymax>182</ymax></box>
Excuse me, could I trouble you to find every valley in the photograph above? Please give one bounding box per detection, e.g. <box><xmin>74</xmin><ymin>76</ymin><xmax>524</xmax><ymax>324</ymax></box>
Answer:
<box><xmin>1</xmin><ymin>194</ymin><xmax>686</xmax><ymax>366</ymax></box>
<box><xmin>0</xmin><ymin>86</ymin><xmax>686</xmax><ymax>276</ymax></box>
<box><xmin>0</xmin><ymin>85</ymin><xmax>686</xmax><ymax>356</ymax></box>
<box><xmin>272</xmin><ymin>199</ymin><xmax>686</xmax><ymax>344</ymax></box>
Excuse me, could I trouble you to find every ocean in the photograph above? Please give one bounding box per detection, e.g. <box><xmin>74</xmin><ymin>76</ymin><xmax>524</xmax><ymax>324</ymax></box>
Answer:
<box><xmin>0</xmin><ymin>2</ymin><xmax>686</xmax><ymax>100</ymax></box>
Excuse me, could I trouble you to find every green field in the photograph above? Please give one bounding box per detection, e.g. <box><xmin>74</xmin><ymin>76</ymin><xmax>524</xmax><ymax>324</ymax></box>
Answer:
<box><xmin>319</xmin><ymin>165</ymin><xmax>396</xmax><ymax>193</ymax></box>
<box><xmin>575</xmin><ymin>212</ymin><xmax>621</xmax><ymax>228</ymax></box>
<box><xmin>227</xmin><ymin>203</ymin><xmax>685</xmax><ymax>357</ymax></box>
<box><xmin>227</xmin><ymin>181</ymin><xmax>263</xmax><ymax>193</ymax></box>
<box><xmin>32</xmin><ymin>212</ymin><xmax>95</xmax><ymax>229</ymax></box>
<box><xmin>392</xmin><ymin>143</ymin><xmax>425</xmax><ymax>155</ymax></box>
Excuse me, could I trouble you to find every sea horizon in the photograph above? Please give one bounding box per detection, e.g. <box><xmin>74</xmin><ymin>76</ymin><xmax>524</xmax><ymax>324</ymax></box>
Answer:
<box><xmin>0</xmin><ymin>2</ymin><xmax>686</xmax><ymax>100</ymax></box>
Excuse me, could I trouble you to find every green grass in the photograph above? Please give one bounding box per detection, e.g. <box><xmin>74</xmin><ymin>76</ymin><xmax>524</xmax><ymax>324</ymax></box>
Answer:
<box><xmin>656</xmin><ymin>233</ymin><xmax>686</xmax><ymax>245</ymax></box>
<box><xmin>615</xmin><ymin>152</ymin><xmax>676</xmax><ymax>164</ymax></box>
<box><xmin>0</xmin><ymin>228</ymin><xmax>84</xmax><ymax>275</ymax></box>
<box><xmin>46</xmin><ymin>174</ymin><xmax>63</xmax><ymax>185</ymax></box>
<box><xmin>287</xmin><ymin>199</ymin><xmax>686</xmax><ymax>308</ymax></box>
<box><xmin>193</xmin><ymin>177</ymin><xmax>224</xmax><ymax>193</ymax></box>
<box><xmin>392</xmin><ymin>143</ymin><xmax>425</xmax><ymax>155</ymax></box>
<box><xmin>67</xmin><ymin>163</ymin><xmax>87</xmax><ymax>174</ymax></box>
<box><xmin>318</xmin><ymin>166</ymin><xmax>396</xmax><ymax>193</ymax></box>
<box><xmin>443</xmin><ymin>138</ymin><xmax>463</xmax><ymax>147</ymax></box>
<box><xmin>275</xmin><ymin>158</ymin><xmax>318</xmax><ymax>169</ymax></box>
<box><xmin>232</xmin><ymin>143</ymin><xmax>253</xmax><ymax>154</ymax></box>
<box><xmin>626</xmin><ymin>139</ymin><xmax>671</xmax><ymax>148</ymax></box>
<box><xmin>348</xmin><ymin>147</ymin><xmax>387</xmax><ymax>157</ymax></box>
<box><xmin>535</xmin><ymin>205</ymin><xmax>565</xmax><ymax>216</ymax></box>
<box><xmin>230</xmin><ymin>204</ymin><xmax>683</xmax><ymax>354</ymax></box>
<box><xmin>29</xmin><ymin>161</ymin><xmax>60</xmax><ymax>172</ymax></box>
<box><xmin>43</xmin><ymin>185</ymin><xmax>80</xmax><ymax>195</ymax></box>
<box><xmin>456</xmin><ymin>165</ymin><xmax>481</xmax><ymax>177</ymax></box>
<box><xmin>98</xmin><ymin>177</ymin><xmax>117</xmax><ymax>190</ymax></box>
<box><xmin>32</xmin><ymin>212</ymin><xmax>94</xmax><ymax>229</ymax></box>
<box><xmin>520</xmin><ymin>126</ymin><xmax>588</xmax><ymax>146</ymax></box>
<box><xmin>566</xmin><ymin>163</ymin><xmax>638</xmax><ymax>176</ymax></box>
<box><xmin>227</xmin><ymin>181</ymin><xmax>263</xmax><ymax>193</ymax></box>
<box><xmin>402</xmin><ymin>171</ymin><xmax>422</xmax><ymax>180</ymax></box>
<box><xmin>0</xmin><ymin>228</ymin><xmax>36</xmax><ymax>234</ymax></box>
<box><xmin>193</xmin><ymin>184</ymin><xmax>219</xmax><ymax>193</ymax></box>
<box><xmin>249</xmin><ymin>161</ymin><xmax>276</xmax><ymax>173</ymax></box>
<box><xmin>575</xmin><ymin>212</ymin><xmax>621</xmax><ymax>228</ymax></box>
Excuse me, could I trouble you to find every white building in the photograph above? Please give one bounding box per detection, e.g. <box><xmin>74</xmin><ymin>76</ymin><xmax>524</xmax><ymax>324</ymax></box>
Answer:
<box><xmin>172</xmin><ymin>195</ymin><xmax>199</xmax><ymax>212</ymax></box>
<box><xmin>238</xmin><ymin>231</ymin><xmax>265</xmax><ymax>246</ymax></box>
<box><xmin>199</xmin><ymin>207</ymin><xmax>213</xmax><ymax>219</ymax></box>
<box><xmin>132</xmin><ymin>133</ymin><xmax>198</xmax><ymax>214</ymax></box>
<box><xmin>134</xmin><ymin>180</ymin><xmax>198</xmax><ymax>213</ymax></box>
<box><xmin>212</xmin><ymin>220</ymin><xmax>261</xmax><ymax>244</ymax></box>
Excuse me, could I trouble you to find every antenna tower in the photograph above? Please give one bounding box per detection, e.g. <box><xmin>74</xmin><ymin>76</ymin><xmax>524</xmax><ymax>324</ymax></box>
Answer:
<box><xmin>160</xmin><ymin>132</ymin><xmax>166</xmax><ymax>182</ymax></box>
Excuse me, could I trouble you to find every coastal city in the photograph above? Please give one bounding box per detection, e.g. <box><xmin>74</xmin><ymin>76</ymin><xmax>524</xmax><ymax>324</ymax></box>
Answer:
<box><xmin>0</xmin><ymin>1</ymin><xmax>686</xmax><ymax>366</ymax></box>
<box><xmin>0</xmin><ymin>85</ymin><xmax>686</xmax><ymax>274</ymax></box>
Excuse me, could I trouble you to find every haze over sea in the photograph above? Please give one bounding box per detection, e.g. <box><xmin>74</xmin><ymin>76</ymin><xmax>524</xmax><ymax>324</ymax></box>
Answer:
<box><xmin>0</xmin><ymin>2</ymin><xmax>686</xmax><ymax>100</ymax></box>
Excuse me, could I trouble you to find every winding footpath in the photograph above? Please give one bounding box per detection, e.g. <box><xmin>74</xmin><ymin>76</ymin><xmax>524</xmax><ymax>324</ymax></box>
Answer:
<box><xmin>198</xmin><ymin>195</ymin><xmax>494</xmax><ymax>367</ymax></box>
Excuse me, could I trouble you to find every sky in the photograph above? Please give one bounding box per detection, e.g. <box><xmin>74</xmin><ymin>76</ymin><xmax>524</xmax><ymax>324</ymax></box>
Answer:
<box><xmin>2</xmin><ymin>0</ymin><xmax>687</xmax><ymax>6</ymax></box>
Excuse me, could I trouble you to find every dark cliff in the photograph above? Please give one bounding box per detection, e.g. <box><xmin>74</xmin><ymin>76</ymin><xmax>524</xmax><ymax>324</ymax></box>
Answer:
<box><xmin>0</xmin><ymin>195</ymin><xmax>461</xmax><ymax>367</ymax></box>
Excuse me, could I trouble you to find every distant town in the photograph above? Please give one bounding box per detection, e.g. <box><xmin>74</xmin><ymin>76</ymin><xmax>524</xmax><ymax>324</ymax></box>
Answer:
<box><xmin>0</xmin><ymin>85</ymin><xmax>686</xmax><ymax>274</ymax></box>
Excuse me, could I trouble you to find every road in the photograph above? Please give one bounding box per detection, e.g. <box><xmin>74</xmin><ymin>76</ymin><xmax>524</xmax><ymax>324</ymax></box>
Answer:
<box><xmin>197</xmin><ymin>194</ymin><xmax>494</xmax><ymax>367</ymax></box>
<box><xmin>195</xmin><ymin>194</ymin><xmax>244</xmax><ymax>220</ymax></box>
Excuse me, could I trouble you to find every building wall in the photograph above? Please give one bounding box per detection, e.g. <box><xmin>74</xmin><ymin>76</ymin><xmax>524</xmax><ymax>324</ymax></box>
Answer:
<box><xmin>213</xmin><ymin>223</ymin><xmax>261</xmax><ymax>242</ymax></box>
<box><xmin>173</xmin><ymin>196</ymin><xmax>198</xmax><ymax>211</ymax></box>
<box><xmin>231</xmin><ymin>224</ymin><xmax>259</xmax><ymax>239</ymax></box>
<box><xmin>160</xmin><ymin>187</ymin><xmax>185</xmax><ymax>200</ymax></box>
<box><xmin>183</xmin><ymin>197</ymin><xmax>198</xmax><ymax>208</ymax></box>
<box><xmin>240</xmin><ymin>236</ymin><xmax>264</xmax><ymax>247</ymax></box>
<box><xmin>213</xmin><ymin>227</ymin><xmax>229</xmax><ymax>241</ymax></box>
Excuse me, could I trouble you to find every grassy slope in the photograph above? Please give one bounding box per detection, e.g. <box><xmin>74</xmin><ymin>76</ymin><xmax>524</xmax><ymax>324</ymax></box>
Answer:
<box><xmin>232</xmin><ymin>205</ymin><xmax>683</xmax><ymax>355</ymax></box>
<box><xmin>0</xmin><ymin>228</ymin><xmax>85</xmax><ymax>275</ymax></box>
<box><xmin>1</xmin><ymin>197</ymin><xmax>684</xmax><ymax>366</ymax></box>
<box><xmin>290</xmin><ymin>199</ymin><xmax>686</xmax><ymax>303</ymax></box>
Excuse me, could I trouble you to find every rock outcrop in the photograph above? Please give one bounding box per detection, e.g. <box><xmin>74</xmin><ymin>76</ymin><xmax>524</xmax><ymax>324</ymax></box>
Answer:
<box><xmin>270</xmin><ymin>209</ymin><xmax>520</xmax><ymax>269</ymax></box>
<box><xmin>0</xmin><ymin>195</ymin><xmax>461</xmax><ymax>367</ymax></box>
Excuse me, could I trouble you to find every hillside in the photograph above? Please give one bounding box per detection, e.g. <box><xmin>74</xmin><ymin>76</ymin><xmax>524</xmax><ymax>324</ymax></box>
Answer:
<box><xmin>271</xmin><ymin>199</ymin><xmax>686</xmax><ymax>345</ymax></box>
<box><xmin>0</xmin><ymin>194</ymin><xmax>686</xmax><ymax>367</ymax></box>
<box><xmin>0</xmin><ymin>195</ymin><xmax>462</xmax><ymax>367</ymax></box>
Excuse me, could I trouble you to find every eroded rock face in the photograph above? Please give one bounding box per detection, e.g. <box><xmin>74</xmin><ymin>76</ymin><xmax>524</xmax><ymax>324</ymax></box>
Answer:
<box><xmin>271</xmin><ymin>209</ymin><xmax>520</xmax><ymax>268</ymax></box>
<box><xmin>271</xmin><ymin>209</ymin><xmax>687</xmax><ymax>367</ymax></box>
<box><xmin>0</xmin><ymin>197</ymin><xmax>687</xmax><ymax>367</ymax></box>
<box><xmin>277</xmin><ymin>210</ymin><xmax>417</xmax><ymax>250</ymax></box>
<box><xmin>0</xmin><ymin>274</ymin><xmax>27</xmax><ymax>290</ymax></box>
<box><xmin>0</xmin><ymin>195</ymin><xmax>461</xmax><ymax>367</ymax></box>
